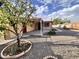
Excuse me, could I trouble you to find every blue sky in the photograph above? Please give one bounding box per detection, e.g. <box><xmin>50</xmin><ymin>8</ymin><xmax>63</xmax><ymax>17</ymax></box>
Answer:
<box><xmin>31</xmin><ymin>0</ymin><xmax>79</xmax><ymax>22</ymax></box>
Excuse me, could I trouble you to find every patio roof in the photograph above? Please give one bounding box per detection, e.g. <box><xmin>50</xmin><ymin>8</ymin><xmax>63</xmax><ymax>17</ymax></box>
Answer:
<box><xmin>30</xmin><ymin>16</ymin><xmax>52</xmax><ymax>22</ymax></box>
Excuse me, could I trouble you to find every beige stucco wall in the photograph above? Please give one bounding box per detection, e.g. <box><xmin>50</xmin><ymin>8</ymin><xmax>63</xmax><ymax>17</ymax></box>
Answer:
<box><xmin>64</xmin><ymin>23</ymin><xmax>79</xmax><ymax>29</ymax></box>
<box><xmin>64</xmin><ymin>24</ymin><xmax>71</xmax><ymax>28</ymax></box>
<box><xmin>3</xmin><ymin>23</ymin><xmax>22</xmax><ymax>40</ymax></box>
<box><xmin>71</xmin><ymin>23</ymin><xmax>79</xmax><ymax>29</ymax></box>
<box><xmin>26</xmin><ymin>22</ymin><xmax>37</xmax><ymax>32</ymax></box>
<box><xmin>0</xmin><ymin>32</ymin><xmax>4</xmax><ymax>40</ymax></box>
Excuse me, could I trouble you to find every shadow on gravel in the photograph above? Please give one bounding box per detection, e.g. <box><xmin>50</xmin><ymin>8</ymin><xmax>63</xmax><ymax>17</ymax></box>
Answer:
<box><xmin>56</xmin><ymin>30</ymin><xmax>79</xmax><ymax>36</ymax></box>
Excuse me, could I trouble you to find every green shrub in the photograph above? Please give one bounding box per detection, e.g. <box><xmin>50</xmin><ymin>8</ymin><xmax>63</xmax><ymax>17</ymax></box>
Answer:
<box><xmin>47</xmin><ymin>30</ymin><xmax>56</xmax><ymax>35</ymax></box>
<box><xmin>51</xmin><ymin>28</ymin><xmax>57</xmax><ymax>31</ymax></box>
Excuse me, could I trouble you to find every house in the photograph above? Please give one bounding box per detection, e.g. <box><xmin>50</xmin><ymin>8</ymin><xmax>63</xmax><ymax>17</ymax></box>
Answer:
<box><xmin>22</xmin><ymin>17</ymin><xmax>52</xmax><ymax>33</ymax></box>
<box><xmin>22</xmin><ymin>17</ymin><xmax>42</xmax><ymax>33</ymax></box>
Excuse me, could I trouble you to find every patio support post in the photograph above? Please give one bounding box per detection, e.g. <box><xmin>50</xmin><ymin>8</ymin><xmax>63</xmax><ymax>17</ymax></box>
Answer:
<box><xmin>40</xmin><ymin>20</ymin><xmax>43</xmax><ymax>36</ymax></box>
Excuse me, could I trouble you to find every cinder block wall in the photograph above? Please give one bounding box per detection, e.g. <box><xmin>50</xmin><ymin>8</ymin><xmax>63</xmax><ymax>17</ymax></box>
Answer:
<box><xmin>71</xmin><ymin>23</ymin><xmax>79</xmax><ymax>29</ymax></box>
<box><xmin>26</xmin><ymin>22</ymin><xmax>38</xmax><ymax>32</ymax></box>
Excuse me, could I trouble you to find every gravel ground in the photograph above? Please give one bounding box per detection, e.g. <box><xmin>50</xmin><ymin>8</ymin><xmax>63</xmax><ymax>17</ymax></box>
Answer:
<box><xmin>0</xmin><ymin>36</ymin><xmax>79</xmax><ymax>59</ymax></box>
<box><xmin>18</xmin><ymin>35</ymin><xmax>79</xmax><ymax>59</ymax></box>
<box><xmin>51</xmin><ymin>44</ymin><xmax>79</xmax><ymax>59</ymax></box>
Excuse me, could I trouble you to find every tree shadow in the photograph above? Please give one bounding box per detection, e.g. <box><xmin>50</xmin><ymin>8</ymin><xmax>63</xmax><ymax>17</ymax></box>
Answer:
<box><xmin>52</xmin><ymin>29</ymin><xmax>79</xmax><ymax>40</ymax></box>
<box><xmin>56</xmin><ymin>29</ymin><xmax>79</xmax><ymax>36</ymax></box>
<box><xmin>21</xmin><ymin>35</ymin><xmax>49</xmax><ymax>39</ymax></box>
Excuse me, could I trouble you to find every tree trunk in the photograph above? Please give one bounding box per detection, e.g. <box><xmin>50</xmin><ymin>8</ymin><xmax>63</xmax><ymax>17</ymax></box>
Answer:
<box><xmin>23</xmin><ymin>24</ymin><xmax>27</xmax><ymax>33</ymax></box>
<box><xmin>16</xmin><ymin>34</ymin><xmax>20</xmax><ymax>47</ymax></box>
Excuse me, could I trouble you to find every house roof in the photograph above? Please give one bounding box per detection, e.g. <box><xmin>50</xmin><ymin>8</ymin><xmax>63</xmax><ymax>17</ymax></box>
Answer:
<box><xmin>42</xmin><ymin>19</ymin><xmax>52</xmax><ymax>21</ymax></box>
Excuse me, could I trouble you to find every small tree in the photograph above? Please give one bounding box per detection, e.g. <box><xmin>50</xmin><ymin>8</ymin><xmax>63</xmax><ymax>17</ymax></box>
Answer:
<box><xmin>52</xmin><ymin>18</ymin><xmax>70</xmax><ymax>25</ymax></box>
<box><xmin>63</xmin><ymin>18</ymin><xmax>71</xmax><ymax>23</ymax></box>
<box><xmin>0</xmin><ymin>0</ymin><xmax>35</xmax><ymax>47</ymax></box>
<box><xmin>52</xmin><ymin>18</ymin><xmax>63</xmax><ymax>25</ymax></box>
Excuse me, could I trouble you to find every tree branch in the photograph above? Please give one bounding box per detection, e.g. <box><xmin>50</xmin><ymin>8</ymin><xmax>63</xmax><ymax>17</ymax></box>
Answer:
<box><xmin>5</xmin><ymin>28</ymin><xmax>16</xmax><ymax>35</ymax></box>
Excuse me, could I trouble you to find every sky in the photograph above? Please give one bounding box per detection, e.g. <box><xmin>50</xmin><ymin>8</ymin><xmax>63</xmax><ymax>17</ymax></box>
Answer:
<box><xmin>31</xmin><ymin>0</ymin><xmax>79</xmax><ymax>22</ymax></box>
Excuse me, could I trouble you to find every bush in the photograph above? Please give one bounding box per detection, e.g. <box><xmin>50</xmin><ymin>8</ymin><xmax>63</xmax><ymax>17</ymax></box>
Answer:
<box><xmin>51</xmin><ymin>28</ymin><xmax>57</xmax><ymax>31</ymax></box>
<box><xmin>47</xmin><ymin>30</ymin><xmax>56</xmax><ymax>35</ymax></box>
